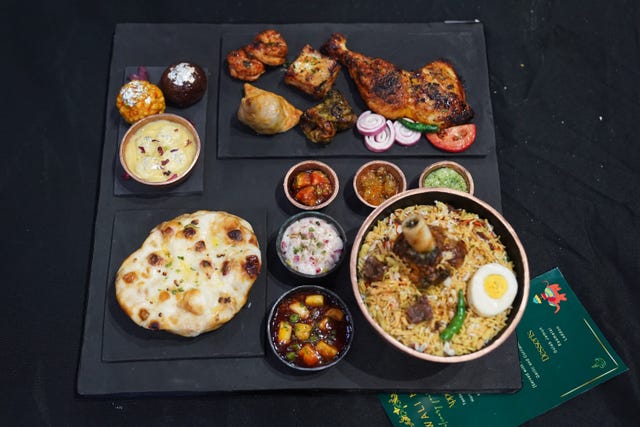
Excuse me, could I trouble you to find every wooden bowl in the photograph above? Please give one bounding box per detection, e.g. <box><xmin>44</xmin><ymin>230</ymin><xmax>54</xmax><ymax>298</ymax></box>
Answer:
<box><xmin>119</xmin><ymin>113</ymin><xmax>201</xmax><ymax>187</ymax></box>
<box><xmin>349</xmin><ymin>188</ymin><xmax>529</xmax><ymax>363</ymax></box>
<box><xmin>283</xmin><ymin>160</ymin><xmax>339</xmax><ymax>210</ymax></box>
<box><xmin>353</xmin><ymin>160</ymin><xmax>407</xmax><ymax>208</ymax></box>
<box><xmin>419</xmin><ymin>160</ymin><xmax>474</xmax><ymax>195</ymax></box>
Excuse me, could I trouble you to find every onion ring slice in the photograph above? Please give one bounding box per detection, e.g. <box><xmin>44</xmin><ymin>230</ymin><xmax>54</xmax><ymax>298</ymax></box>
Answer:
<box><xmin>393</xmin><ymin>119</ymin><xmax>421</xmax><ymax>146</ymax></box>
<box><xmin>364</xmin><ymin>120</ymin><xmax>396</xmax><ymax>152</ymax></box>
<box><xmin>356</xmin><ymin>111</ymin><xmax>387</xmax><ymax>136</ymax></box>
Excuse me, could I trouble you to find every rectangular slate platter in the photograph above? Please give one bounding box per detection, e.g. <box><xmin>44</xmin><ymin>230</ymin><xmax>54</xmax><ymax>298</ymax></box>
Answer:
<box><xmin>101</xmin><ymin>207</ymin><xmax>267</xmax><ymax>362</ymax></box>
<box><xmin>217</xmin><ymin>23</ymin><xmax>494</xmax><ymax>158</ymax></box>
<box><xmin>113</xmin><ymin>66</ymin><xmax>209</xmax><ymax>197</ymax></box>
<box><xmin>77</xmin><ymin>22</ymin><xmax>521</xmax><ymax>396</ymax></box>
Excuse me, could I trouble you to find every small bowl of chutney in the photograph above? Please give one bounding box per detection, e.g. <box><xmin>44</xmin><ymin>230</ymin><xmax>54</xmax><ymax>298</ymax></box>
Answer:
<box><xmin>353</xmin><ymin>160</ymin><xmax>407</xmax><ymax>208</ymax></box>
<box><xmin>419</xmin><ymin>161</ymin><xmax>474</xmax><ymax>195</ymax></box>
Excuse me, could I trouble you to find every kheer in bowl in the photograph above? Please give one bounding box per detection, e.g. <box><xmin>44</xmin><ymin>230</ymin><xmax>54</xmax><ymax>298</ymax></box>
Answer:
<box><xmin>119</xmin><ymin>113</ymin><xmax>201</xmax><ymax>186</ymax></box>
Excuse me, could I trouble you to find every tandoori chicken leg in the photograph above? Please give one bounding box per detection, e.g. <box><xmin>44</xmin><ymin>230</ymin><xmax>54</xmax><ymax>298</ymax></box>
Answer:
<box><xmin>321</xmin><ymin>33</ymin><xmax>473</xmax><ymax>129</ymax></box>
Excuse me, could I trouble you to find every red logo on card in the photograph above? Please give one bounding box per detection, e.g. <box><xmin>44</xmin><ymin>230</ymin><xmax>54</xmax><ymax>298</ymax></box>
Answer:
<box><xmin>532</xmin><ymin>281</ymin><xmax>567</xmax><ymax>313</ymax></box>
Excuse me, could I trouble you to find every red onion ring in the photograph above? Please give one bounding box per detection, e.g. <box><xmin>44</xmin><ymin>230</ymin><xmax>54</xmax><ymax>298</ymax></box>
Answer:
<box><xmin>364</xmin><ymin>120</ymin><xmax>396</xmax><ymax>152</ymax></box>
<box><xmin>393</xmin><ymin>119</ymin><xmax>421</xmax><ymax>146</ymax></box>
<box><xmin>356</xmin><ymin>111</ymin><xmax>387</xmax><ymax>136</ymax></box>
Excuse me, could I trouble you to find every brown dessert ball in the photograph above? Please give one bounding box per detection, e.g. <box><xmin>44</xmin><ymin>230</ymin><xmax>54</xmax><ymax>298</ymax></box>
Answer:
<box><xmin>160</xmin><ymin>62</ymin><xmax>207</xmax><ymax>108</ymax></box>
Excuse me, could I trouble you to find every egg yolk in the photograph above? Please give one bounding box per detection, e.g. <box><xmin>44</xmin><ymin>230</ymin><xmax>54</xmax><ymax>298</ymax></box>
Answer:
<box><xmin>483</xmin><ymin>274</ymin><xmax>508</xmax><ymax>299</ymax></box>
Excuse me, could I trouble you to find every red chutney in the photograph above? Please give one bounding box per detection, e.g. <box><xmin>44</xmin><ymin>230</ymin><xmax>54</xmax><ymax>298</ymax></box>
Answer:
<box><xmin>270</xmin><ymin>290</ymin><xmax>352</xmax><ymax>369</ymax></box>
<box><xmin>290</xmin><ymin>169</ymin><xmax>334</xmax><ymax>206</ymax></box>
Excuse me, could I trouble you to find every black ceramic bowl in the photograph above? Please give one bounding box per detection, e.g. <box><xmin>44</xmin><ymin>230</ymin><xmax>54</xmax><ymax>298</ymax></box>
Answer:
<box><xmin>267</xmin><ymin>285</ymin><xmax>354</xmax><ymax>372</ymax></box>
<box><xmin>276</xmin><ymin>211</ymin><xmax>347</xmax><ymax>280</ymax></box>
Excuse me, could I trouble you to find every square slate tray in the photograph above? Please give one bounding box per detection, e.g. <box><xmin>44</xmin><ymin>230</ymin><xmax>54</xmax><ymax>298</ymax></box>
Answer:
<box><xmin>101</xmin><ymin>207</ymin><xmax>267</xmax><ymax>362</ymax></box>
<box><xmin>217</xmin><ymin>24</ymin><xmax>494</xmax><ymax>158</ymax></box>
<box><xmin>113</xmin><ymin>66</ymin><xmax>209</xmax><ymax>197</ymax></box>
<box><xmin>78</xmin><ymin>22</ymin><xmax>521</xmax><ymax>396</ymax></box>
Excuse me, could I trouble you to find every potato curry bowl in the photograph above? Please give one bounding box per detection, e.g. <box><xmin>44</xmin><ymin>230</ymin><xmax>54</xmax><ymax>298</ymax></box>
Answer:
<box><xmin>267</xmin><ymin>285</ymin><xmax>354</xmax><ymax>371</ymax></box>
<box><xmin>350</xmin><ymin>188</ymin><xmax>529</xmax><ymax>363</ymax></box>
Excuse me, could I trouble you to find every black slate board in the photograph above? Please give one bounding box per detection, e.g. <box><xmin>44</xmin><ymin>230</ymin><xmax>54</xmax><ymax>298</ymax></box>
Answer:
<box><xmin>114</xmin><ymin>66</ymin><xmax>209</xmax><ymax>197</ymax></box>
<box><xmin>78</xmin><ymin>22</ymin><xmax>521</xmax><ymax>396</ymax></box>
<box><xmin>217</xmin><ymin>24</ymin><xmax>493</xmax><ymax>158</ymax></box>
<box><xmin>101</xmin><ymin>207</ymin><xmax>267</xmax><ymax>362</ymax></box>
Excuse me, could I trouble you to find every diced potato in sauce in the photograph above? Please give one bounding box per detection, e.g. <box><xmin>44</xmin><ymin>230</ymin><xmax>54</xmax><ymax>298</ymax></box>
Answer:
<box><xmin>325</xmin><ymin>307</ymin><xmax>344</xmax><ymax>321</ymax></box>
<box><xmin>289</xmin><ymin>301</ymin><xmax>310</xmax><ymax>319</ymax></box>
<box><xmin>277</xmin><ymin>321</ymin><xmax>292</xmax><ymax>345</ymax></box>
<box><xmin>298</xmin><ymin>343</ymin><xmax>321</xmax><ymax>366</ymax></box>
<box><xmin>318</xmin><ymin>317</ymin><xmax>332</xmax><ymax>332</ymax></box>
<box><xmin>316</xmin><ymin>341</ymin><xmax>338</xmax><ymax>359</ymax></box>
<box><xmin>294</xmin><ymin>323</ymin><xmax>312</xmax><ymax>340</ymax></box>
<box><xmin>305</xmin><ymin>294</ymin><xmax>325</xmax><ymax>307</ymax></box>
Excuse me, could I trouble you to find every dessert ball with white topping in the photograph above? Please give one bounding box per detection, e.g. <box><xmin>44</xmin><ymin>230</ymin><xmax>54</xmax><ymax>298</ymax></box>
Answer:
<box><xmin>116</xmin><ymin>80</ymin><xmax>166</xmax><ymax>124</ymax></box>
<box><xmin>160</xmin><ymin>62</ymin><xmax>207</xmax><ymax>108</ymax></box>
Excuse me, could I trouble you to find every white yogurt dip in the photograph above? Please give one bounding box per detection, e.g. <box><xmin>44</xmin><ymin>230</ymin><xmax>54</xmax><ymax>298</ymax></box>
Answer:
<box><xmin>280</xmin><ymin>216</ymin><xmax>344</xmax><ymax>275</ymax></box>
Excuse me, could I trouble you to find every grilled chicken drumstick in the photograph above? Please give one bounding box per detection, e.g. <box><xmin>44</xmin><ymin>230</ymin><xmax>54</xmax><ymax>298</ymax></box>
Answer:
<box><xmin>321</xmin><ymin>33</ymin><xmax>473</xmax><ymax>129</ymax></box>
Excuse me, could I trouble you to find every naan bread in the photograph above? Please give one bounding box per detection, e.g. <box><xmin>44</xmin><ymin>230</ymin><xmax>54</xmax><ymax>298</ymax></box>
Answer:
<box><xmin>115</xmin><ymin>211</ymin><xmax>262</xmax><ymax>337</ymax></box>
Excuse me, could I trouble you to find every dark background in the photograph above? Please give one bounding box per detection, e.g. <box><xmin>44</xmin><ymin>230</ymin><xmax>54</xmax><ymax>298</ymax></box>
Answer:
<box><xmin>2</xmin><ymin>0</ymin><xmax>638</xmax><ymax>426</ymax></box>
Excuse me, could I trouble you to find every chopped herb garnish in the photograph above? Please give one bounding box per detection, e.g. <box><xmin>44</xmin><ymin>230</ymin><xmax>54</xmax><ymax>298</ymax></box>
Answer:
<box><xmin>289</xmin><ymin>313</ymin><xmax>300</xmax><ymax>323</ymax></box>
<box><xmin>177</xmin><ymin>256</ymin><xmax>184</xmax><ymax>260</ymax></box>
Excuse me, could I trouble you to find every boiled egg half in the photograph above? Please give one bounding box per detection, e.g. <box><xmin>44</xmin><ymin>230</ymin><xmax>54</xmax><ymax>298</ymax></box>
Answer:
<box><xmin>467</xmin><ymin>263</ymin><xmax>518</xmax><ymax>317</ymax></box>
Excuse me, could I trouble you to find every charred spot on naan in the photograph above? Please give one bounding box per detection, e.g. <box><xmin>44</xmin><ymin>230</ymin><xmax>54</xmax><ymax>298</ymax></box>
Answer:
<box><xmin>227</xmin><ymin>229</ymin><xmax>243</xmax><ymax>241</ymax></box>
<box><xmin>122</xmin><ymin>271</ymin><xmax>137</xmax><ymax>284</ymax></box>
<box><xmin>244</xmin><ymin>254</ymin><xmax>261</xmax><ymax>278</ymax></box>
<box><xmin>138</xmin><ymin>308</ymin><xmax>150</xmax><ymax>321</ymax></box>
<box><xmin>147</xmin><ymin>252</ymin><xmax>165</xmax><ymax>266</ymax></box>
<box><xmin>161</xmin><ymin>225</ymin><xmax>174</xmax><ymax>237</ymax></box>
<box><xmin>182</xmin><ymin>224</ymin><xmax>198</xmax><ymax>239</ymax></box>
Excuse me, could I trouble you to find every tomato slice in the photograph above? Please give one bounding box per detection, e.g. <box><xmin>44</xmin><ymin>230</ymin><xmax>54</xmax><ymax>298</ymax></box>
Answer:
<box><xmin>426</xmin><ymin>124</ymin><xmax>477</xmax><ymax>153</ymax></box>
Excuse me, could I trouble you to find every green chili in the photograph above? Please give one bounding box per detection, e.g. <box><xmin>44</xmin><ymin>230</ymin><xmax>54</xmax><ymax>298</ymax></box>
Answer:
<box><xmin>440</xmin><ymin>289</ymin><xmax>466</xmax><ymax>341</ymax></box>
<box><xmin>398</xmin><ymin>118</ymin><xmax>439</xmax><ymax>133</ymax></box>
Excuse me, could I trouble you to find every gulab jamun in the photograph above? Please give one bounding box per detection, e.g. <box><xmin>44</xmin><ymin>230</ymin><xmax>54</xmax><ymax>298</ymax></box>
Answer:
<box><xmin>160</xmin><ymin>62</ymin><xmax>207</xmax><ymax>108</ymax></box>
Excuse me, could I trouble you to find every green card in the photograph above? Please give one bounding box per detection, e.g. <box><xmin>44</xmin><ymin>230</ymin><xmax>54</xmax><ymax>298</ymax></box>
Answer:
<box><xmin>379</xmin><ymin>268</ymin><xmax>628</xmax><ymax>427</ymax></box>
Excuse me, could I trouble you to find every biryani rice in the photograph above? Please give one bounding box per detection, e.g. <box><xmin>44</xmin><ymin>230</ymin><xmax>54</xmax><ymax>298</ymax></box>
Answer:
<box><xmin>357</xmin><ymin>201</ymin><xmax>514</xmax><ymax>357</ymax></box>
